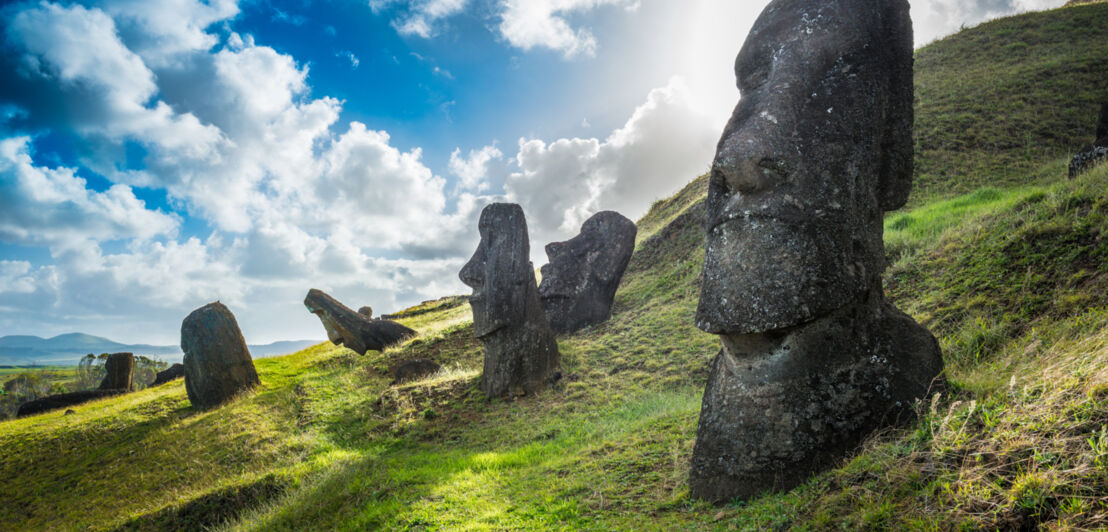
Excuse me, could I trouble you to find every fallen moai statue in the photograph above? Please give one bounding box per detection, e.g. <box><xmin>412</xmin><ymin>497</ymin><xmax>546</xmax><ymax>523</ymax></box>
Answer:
<box><xmin>539</xmin><ymin>210</ymin><xmax>637</xmax><ymax>334</ymax></box>
<box><xmin>181</xmin><ymin>301</ymin><xmax>261</xmax><ymax>409</ymax></box>
<box><xmin>16</xmin><ymin>389</ymin><xmax>127</xmax><ymax>417</ymax></box>
<box><xmin>460</xmin><ymin>203</ymin><xmax>560</xmax><ymax>397</ymax></box>
<box><xmin>303</xmin><ymin>289</ymin><xmax>416</xmax><ymax>354</ymax></box>
<box><xmin>689</xmin><ymin>0</ymin><xmax>943</xmax><ymax>502</ymax></box>
<box><xmin>151</xmin><ymin>363</ymin><xmax>185</xmax><ymax>386</ymax></box>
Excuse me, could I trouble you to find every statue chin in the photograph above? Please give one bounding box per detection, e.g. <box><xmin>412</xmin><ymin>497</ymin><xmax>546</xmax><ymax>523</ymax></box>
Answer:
<box><xmin>695</xmin><ymin>216</ymin><xmax>869</xmax><ymax>335</ymax></box>
<box><xmin>470</xmin><ymin>305</ymin><xmax>506</xmax><ymax>338</ymax></box>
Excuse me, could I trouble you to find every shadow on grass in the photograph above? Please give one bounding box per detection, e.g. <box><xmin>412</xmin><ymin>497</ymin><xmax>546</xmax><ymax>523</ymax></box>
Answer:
<box><xmin>111</xmin><ymin>474</ymin><xmax>291</xmax><ymax>532</ymax></box>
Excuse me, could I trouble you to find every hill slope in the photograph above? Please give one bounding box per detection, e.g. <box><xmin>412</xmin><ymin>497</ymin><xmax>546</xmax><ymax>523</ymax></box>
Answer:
<box><xmin>911</xmin><ymin>2</ymin><xmax>1108</xmax><ymax>205</ymax></box>
<box><xmin>2</xmin><ymin>4</ymin><xmax>1108</xmax><ymax>531</ymax></box>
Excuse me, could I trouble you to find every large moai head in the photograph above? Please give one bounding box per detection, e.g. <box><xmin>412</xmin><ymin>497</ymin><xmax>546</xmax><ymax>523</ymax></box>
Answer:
<box><xmin>539</xmin><ymin>210</ymin><xmax>637</xmax><ymax>334</ymax></box>
<box><xmin>459</xmin><ymin>203</ymin><xmax>533</xmax><ymax>338</ymax></box>
<box><xmin>696</xmin><ymin>0</ymin><xmax>914</xmax><ymax>335</ymax></box>
<box><xmin>688</xmin><ymin>0</ymin><xmax>941</xmax><ymax>502</ymax></box>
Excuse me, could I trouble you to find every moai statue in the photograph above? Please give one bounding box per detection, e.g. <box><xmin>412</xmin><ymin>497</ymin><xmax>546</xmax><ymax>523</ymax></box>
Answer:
<box><xmin>181</xmin><ymin>302</ymin><xmax>261</xmax><ymax>409</ymax></box>
<box><xmin>539</xmin><ymin>211</ymin><xmax>637</xmax><ymax>334</ymax></box>
<box><xmin>459</xmin><ymin>203</ymin><xmax>560</xmax><ymax>397</ymax></box>
<box><xmin>304</xmin><ymin>289</ymin><xmax>415</xmax><ymax>354</ymax></box>
<box><xmin>98</xmin><ymin>352</ymin><xmax>134</xmax><ymax>391</ymax></box>
<box><xmin>690</xmin><ymin>0</ymin><xmax>944</xmax><ymax>501</ymax></box>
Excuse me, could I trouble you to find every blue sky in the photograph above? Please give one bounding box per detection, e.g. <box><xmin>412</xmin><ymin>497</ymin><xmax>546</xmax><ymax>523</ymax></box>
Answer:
<box><xmin>0</xmin><ymin>0</ymin><xmax>1065</xmax><ymax>344</ymax></box>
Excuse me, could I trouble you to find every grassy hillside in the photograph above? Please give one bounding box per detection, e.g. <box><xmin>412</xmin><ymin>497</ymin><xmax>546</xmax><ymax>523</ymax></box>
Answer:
<box><xmin>3</xmin><ymin>3</ymin><xmax>1108</xmax><ymax>531</ymax></box>
<box><xmin>911</xmin><ymin>2</ymin><xmax>1108</xmax><ymax>206</ymax></box>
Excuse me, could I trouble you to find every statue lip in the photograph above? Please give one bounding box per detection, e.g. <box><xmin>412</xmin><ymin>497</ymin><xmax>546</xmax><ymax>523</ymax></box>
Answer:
<box><xmin>473</xmin><ymin>322</ymin><xmax>505</xmax><ymax>339</ymax></box>
<box><xmin>706</xmin><ymin>203</ymin><xmax>843</xmax><ymax>235</ymax></box>
<box><xmin>539</xmin><ymin>292</ymin><xmax>572</xmax><ymax>300</ymax></box>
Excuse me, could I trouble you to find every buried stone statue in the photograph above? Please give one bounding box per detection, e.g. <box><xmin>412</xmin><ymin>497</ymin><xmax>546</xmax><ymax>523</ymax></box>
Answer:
<box><xmin>539</xmin><ymin>211</ymin><xmax>637</xmax><ymax>334</ymax></box>
<box><xmin>181</xmin><ymin>302</ymin><xmax>261</xmax><ymax>409</ymax></box>
<box><xmin>690</xmin><ymin>0</ymin><xmax>943</xmax><ymax>501</ymax></box>
<box><xmin>460</xmin><ymin>203</ymin><xmax>560</xmax><ymax>397</ymax></box>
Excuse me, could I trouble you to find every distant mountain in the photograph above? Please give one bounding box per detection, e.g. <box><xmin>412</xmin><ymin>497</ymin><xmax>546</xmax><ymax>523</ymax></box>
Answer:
<box><xmin>0</xmin><ymin>333</ymin><xmax>320</xmax><ymax>366</ymax></box>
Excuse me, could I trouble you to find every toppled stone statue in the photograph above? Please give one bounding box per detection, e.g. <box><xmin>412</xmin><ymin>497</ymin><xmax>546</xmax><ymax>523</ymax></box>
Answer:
<box><xmin>303</xmin><ymin>289</ymin><xmax>416</xmax><ymax>354</ymax></box>
<box><xmin>690</xmin><ymin>0</ymin><xmax>943</xmax><ymax>502</ymax></box>
<box><xmin>357</xmin><ymin>306</ymin><xmax>373</xmax><ymax>319</ymax></box>
<box><xmin>17</xmin><ymin>389</ymin><xmax>126</xmax><ymax>418</ymax></box>
<box><xmin>460</xmin><ymin>203</ymin><xmax>560</xmax><ymax>397</ymax></box>
<box><xmin>1068</xmin><ymin>102</ymin><xmax>1108</xmax><ymax>178</ymax></box>
<box><xmin>181</xmin><ymin>302</ymin><xmax>261</xmax><ymax>409</ymax></box>
<box><xmin>151</xmin><ymin>363</ymin><xmax>185</xmax><ymax>386</ymax></box>
<box><xmin>538</xmin><ymin>211</ymin><xmax>637</xmax><ymax>334</ymax></box>
<box><xmin>98</xmin><ymin>352</ymin><xmax>134</xmax><ymax>391</ymax></box>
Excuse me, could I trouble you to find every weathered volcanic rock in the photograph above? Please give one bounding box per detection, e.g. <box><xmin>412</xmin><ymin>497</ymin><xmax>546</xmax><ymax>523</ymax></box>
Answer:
<box><xmin>1068</xmin><ymin>103</ymin><xmax>1108</xmax><ymax>178</ymax></box>
<box><xmin>459</xmin><ymin>203</ymin><xmax>560</xmax><ymax>397</ymax></box>
<box><xmin>180</xmin><ymin>302</ymin><xmax>260</xmax><ymax>409</ymax></box>
<box><xmin>690</xmin><ymin>0</ymin><xmax>943</xmax><ymax>501</ymax></box>
<box><xmin>303</xmin><ymin>289</ymin><xmax>416</xmax><ymax>355</ymax></box>
<box><xmin>1069</xmin><ymin>146</ymin><xmax>1108</xmax><ymax>178</ymax></box>
<box><xmin>357</xmin><ymin>306</ymin><xmax>373</xmax><ymax>319</ymax></box>
<box><xmin>17</xmin><ymin>389</ymin><xmax>126</xmax><ymax>417</ymax></box>
<box><xmin>98</xmin><ymin>352</ymin><xmax>134</xmax><ymax>391</ymax></box>
<box><xmin>689</xmin><ymin>292</ymin><xmax>943</xmax><ymax>501</ymax></box>
<box><xmin>151</xmin><ymin>363</ymin><xmax>185</xmax><ymax>386</ymax></box>
<box><xmin>391</xmin><ymin>358</ymin><xmax>442</xmax><ymax>384</ymax></box>
<box><xmin>539</xmin><ymin>211</ymin><xmax>637</xmax><ymax>334</ymax></box>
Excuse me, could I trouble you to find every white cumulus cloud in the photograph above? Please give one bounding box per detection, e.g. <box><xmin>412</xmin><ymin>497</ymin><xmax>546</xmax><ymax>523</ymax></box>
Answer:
<box><xmin>912</xmin><ymin>0</ymin><xmax>1066</xmax><ymax>44</ymax></box>
<box><xmin>504</xmin><ymin>77</ymin><xmax>716</xmax><ymax>253</ymax></box>
<box><xmin>498</xmin><ymin>0</ymin><xmax>639</xmax><ymax>58</ymax></box>
<box><xmin>450</xmin><ymin>145</ymin><xmax>503</xmax><ymax>191</ymax></box>
<box><xmin>373</xmin><ymin>0</ymin><xmax>469</xmax><ymax>38</ymax></box>
<box><xmin>0</xmin><ymin>137</ymin><xmax>179</xmax><ymax>247</ymax></box>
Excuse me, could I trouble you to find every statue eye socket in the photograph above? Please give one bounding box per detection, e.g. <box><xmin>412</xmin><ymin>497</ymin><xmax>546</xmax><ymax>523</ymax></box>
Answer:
<box><xmin>738</xmin><ymin>52</ymin><xmax>771</xmax><ymax>91</ymax></box>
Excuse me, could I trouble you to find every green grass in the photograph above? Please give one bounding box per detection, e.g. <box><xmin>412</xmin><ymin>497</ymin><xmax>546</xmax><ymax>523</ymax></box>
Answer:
<box><xmin>4</xmin><ymin>4</ymin><xmax>1108</xmax><ymax>531</ymax></box>
<box><xmin>911</xmin><ymin>3</ymin><xmax>1108</xmax><ymax>206</ymax></box>
<box><xmin>0</xmin><ymin>366</ymin><xmax>76</xmax><ymax>386</ymax></box>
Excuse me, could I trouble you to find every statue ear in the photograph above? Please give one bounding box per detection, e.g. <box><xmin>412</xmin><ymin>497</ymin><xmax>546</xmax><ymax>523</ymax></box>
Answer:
<box><xmin>876</xmin><ymin>0</ymin><xmax>914</xmax><ymax>212</ymax></box>
<box><xmin>485</xmin><ymin>213</ymin><xmax>531</xmax><ymax>324</ymax></box>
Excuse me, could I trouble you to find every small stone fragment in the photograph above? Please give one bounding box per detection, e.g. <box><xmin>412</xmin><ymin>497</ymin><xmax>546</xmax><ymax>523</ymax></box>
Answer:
<box><xmin>357</xmin><ymin>306</ymin><xmax>373</xmax><ymax>319</ymax></box>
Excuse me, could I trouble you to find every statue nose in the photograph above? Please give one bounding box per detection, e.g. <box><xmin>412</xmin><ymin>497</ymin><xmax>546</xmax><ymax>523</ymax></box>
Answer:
<box><xmin>716</xmin><ymin>156</ymin><xmax>789</xmax><ymax>194</ymax></box>
<box><xmin>545</xmin><ymin>241</ymin><xmax>566</xmax><ymax>257</ymax></box>
<box><xmin>459</xmin><ymin>257</ymin><xmax>484</xmax><ymax>287</ymax></box>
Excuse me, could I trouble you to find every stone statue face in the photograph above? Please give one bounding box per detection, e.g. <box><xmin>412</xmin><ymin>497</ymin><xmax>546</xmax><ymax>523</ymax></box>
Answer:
<box><xmin>459</xmin><ymin>203</ymin><xmax>530</xmax><ymax>338</ymax></box>
<box><xmin>541</xmin><ymin>216</ymin><xmax>608</xmax><ymax>299</ymax></box>
<box><xmin>696</xmin><ymin>0</ymin><xmax>914</xmax><ymax>335</ymax></box>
